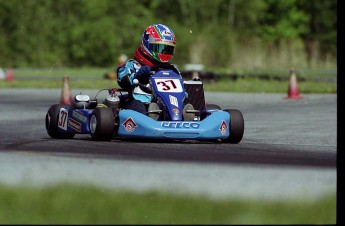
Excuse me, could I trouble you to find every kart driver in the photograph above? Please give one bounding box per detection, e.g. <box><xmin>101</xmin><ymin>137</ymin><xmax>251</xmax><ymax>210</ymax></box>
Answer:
<box><xmin>116</xmin><ymin>23</ymin><xmax>194</xmax><ymax>120</ymax></box>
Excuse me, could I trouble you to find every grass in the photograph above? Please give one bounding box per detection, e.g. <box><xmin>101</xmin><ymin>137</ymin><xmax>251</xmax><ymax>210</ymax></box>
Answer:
<box><xmin>0</xmin><ymin>78</ymin><xmax>337</xmax><ymax>93</ymax></box>
<box><xmin>204</xmin><ymin>78</ymin><xmax>337</xmax><ymax>93</ymax></box>
<box><xmin>0</xmin><ymin>67</ymin><xmax>337</xmax><ymax>93</ymax></box>
<box><xmin>0</xmin><ymin>183</ymin><xmax>336</xmax><ymax>224</ymax></box>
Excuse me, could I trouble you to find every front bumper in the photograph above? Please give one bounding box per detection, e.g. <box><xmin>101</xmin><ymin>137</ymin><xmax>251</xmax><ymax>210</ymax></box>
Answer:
<box><xmin>117</xmin><ymin>110</ymin><xmax>230</xmax><ymax>140</ymax></box>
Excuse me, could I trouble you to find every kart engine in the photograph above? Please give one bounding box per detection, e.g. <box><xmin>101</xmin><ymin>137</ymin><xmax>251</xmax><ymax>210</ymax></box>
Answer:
<box><xmin>103</xmin><ymin>89</ymin><xmax>120</xmax><ymax>110</ymax></box>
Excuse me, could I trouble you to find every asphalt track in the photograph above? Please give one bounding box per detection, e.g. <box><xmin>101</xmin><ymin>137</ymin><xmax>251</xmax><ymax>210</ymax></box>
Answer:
<box><xmin>0</xmin><ymin>88</ymin><xmax>337</xmax><ymax>200</ymax></box>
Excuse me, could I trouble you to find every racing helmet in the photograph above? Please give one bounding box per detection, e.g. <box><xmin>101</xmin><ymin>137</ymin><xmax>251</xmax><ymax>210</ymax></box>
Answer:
<box><xmin>140</xmin><ymin>24</ymin><xmax>176</xmax><ymax>63</ymax></box>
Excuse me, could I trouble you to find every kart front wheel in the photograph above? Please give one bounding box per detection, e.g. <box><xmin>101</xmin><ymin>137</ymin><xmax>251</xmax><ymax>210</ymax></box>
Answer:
<box><xmin>222</xmin><ymin>109</ymin><xmax>244</xmax><ymax>144</ymax></box>
<box><xmin>45</xmin><ymin>104</ymin><xmax>75</xmax><ymax>139</ymax></box>
<box><xmin>89</xmin><ymin>107</ymin><xmax>116</xmax><ymax>141</ymax></box>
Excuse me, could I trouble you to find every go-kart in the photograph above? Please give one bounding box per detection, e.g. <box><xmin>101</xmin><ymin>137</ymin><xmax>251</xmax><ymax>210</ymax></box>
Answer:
<box><xmin>45</xmin><ymin>65</ymin><xmax>244</xmax><ymax>143</ymax></box>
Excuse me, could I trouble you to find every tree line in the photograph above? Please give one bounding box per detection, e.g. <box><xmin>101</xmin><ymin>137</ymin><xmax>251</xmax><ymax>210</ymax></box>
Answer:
<box><xmin>0</xmin><ymin>0</ymin><xmax>337</xmax><ymax>69</ymax></box>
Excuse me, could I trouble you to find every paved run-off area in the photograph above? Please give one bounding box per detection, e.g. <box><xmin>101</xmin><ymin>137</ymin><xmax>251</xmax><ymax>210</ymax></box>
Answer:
<box><xmin>0</xmin><ymin>89</ymin><xmax>337</xmax><ymax>201</ymax></box>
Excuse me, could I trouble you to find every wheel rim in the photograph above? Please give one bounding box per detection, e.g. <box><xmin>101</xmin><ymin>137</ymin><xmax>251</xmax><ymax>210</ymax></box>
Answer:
<box><xmin>90</xmin><ymin>115</ymin><xmax>97</xmax><ymax>133</ymax></box>
<box><xmin>45</xmin><ymin>113</ymin><xmax>51</xmax><ymax>129</ymax></box>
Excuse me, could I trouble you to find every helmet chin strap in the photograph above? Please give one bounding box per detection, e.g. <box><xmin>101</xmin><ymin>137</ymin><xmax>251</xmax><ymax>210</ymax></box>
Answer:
<box><xmin>134</xmin><ymin>48</ymin><xmax>155</xmax><ymax>67</ymax></box>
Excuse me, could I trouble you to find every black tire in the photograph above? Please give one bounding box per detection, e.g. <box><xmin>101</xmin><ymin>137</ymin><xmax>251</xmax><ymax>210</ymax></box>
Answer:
<box><xmin>200</xmin><ymin>103</ymin><xmax>221</xmax><ymax>120</ymax></box>
<box><xmin>222</xmin><ymin>109</ymin><xmax>244</xmax><ymax>144</ymax></box>
<box><xmin>89</xmin><ymin>107</ymin><xmax>116</xmax><ymax>141</ymax></box>
<box><xmin>205</xmin><ymin>103</ymin><xmax>221</xmax><ymax>110</ymax></box>
<box><xmin>45</xmin><ymin>104</ymin><xmax>75</xmax><ymax>139</ymax></box>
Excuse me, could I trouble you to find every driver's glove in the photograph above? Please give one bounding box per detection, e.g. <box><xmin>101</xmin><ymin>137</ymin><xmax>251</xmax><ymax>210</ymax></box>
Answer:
<box><xmin>134</xmin><ymin>65</ymin><xmax>151</xmax><ymax>84</ymax></box>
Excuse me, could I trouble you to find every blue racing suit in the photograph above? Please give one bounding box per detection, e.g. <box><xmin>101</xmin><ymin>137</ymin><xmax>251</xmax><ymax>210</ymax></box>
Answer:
<box><xmin>117</xmin><ymin>59</ymin><xmax>152</xmax><ymax>103</ymax></box>
<box><xmin>117</xmin><ymin>59</ymin><xmax>181</xmax><ymax>102</ymax></box>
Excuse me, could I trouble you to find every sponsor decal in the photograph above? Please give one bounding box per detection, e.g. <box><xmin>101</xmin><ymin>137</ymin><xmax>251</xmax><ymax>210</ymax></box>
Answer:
<box><xmin>68</xmin><ymin>118</ymin><xmax>81</xmax><ymax>132</ymax></box>
<box><xmin>169</xmin><ymin>95</ymin><xmax>178</xmax><ymax>107</ymax></box>
<box><xmin>172</xmin><ymin>108</ymin><xmax>179</xmax><ymax>115</ymax></box>
<box><xmin>161</xmin><ymin>29</ymin><xmax>172</xmax><ymax>36</ymax></box>
<box><xmin>72</xmin><ymin>110</ymin><xmax>87</xmax><ymax>123</ymax></box>
<box><xmin>219</xmin><ymin>120</ymin><xmax>228</xmax><ymax>135</ymax></box>
<box><xmin>122</xmin><ymin>117</ymin><xmax>137</xmax><ymax>133</ymax></box>
<box><xmin>161</xmin><ymin>121</ymin><xmax>199</xmax><ymax>129</ymax></box>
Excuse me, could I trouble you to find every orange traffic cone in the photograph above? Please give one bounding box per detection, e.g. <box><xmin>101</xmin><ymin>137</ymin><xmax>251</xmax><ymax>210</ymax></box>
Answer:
<box><xmin>60</xmin><ymin>76</ymin><xmax>72</xmax><ymax>105</ymax></box>
<box><xmin>6</xmin><ymin>68</ymin><xmax>14</xmax><ymax>82</ymax></box>
<box><xmin>285</xmin><ymin>68</ymin><xmax>302</xmax><ymax>99</ymax></box>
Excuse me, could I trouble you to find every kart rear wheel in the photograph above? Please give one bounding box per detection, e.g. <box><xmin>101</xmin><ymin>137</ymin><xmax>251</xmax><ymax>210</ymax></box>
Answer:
<box><xmin>89</xmin><ymin>107</ymin><xmax>116</xmax><ymax>141</ymax></box>
<box><xmin>201</xmin><ymin>103</ymin><xmax>222</xmax><ymax>120</ymax></box>
<box><xmin>205</xmin><ymin>104</ymin><xmax>221</xmax><ymax>110</ymax></box>
<box><xmin>45</xmin><ymin>104</ymin><xmax>75</xmax><ymax>139</ymax></box>
<box><xmin>222</xmin><ymin>109</ymin><xmax>244</xmax><ymax>144</ymax></box>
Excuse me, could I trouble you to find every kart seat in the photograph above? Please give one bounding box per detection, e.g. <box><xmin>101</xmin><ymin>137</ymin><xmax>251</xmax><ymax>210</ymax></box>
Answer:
<box><xmin>183</xmin><ymin>80</ymin><xmax>206</xmax><ymax>112</ymax></box>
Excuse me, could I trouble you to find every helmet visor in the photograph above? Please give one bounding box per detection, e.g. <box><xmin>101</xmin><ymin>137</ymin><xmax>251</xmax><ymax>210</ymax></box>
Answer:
<box><xmin>149</xmin><ymin>43</ymin><xmax>175</xmax><ymax>55</ymax></box>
